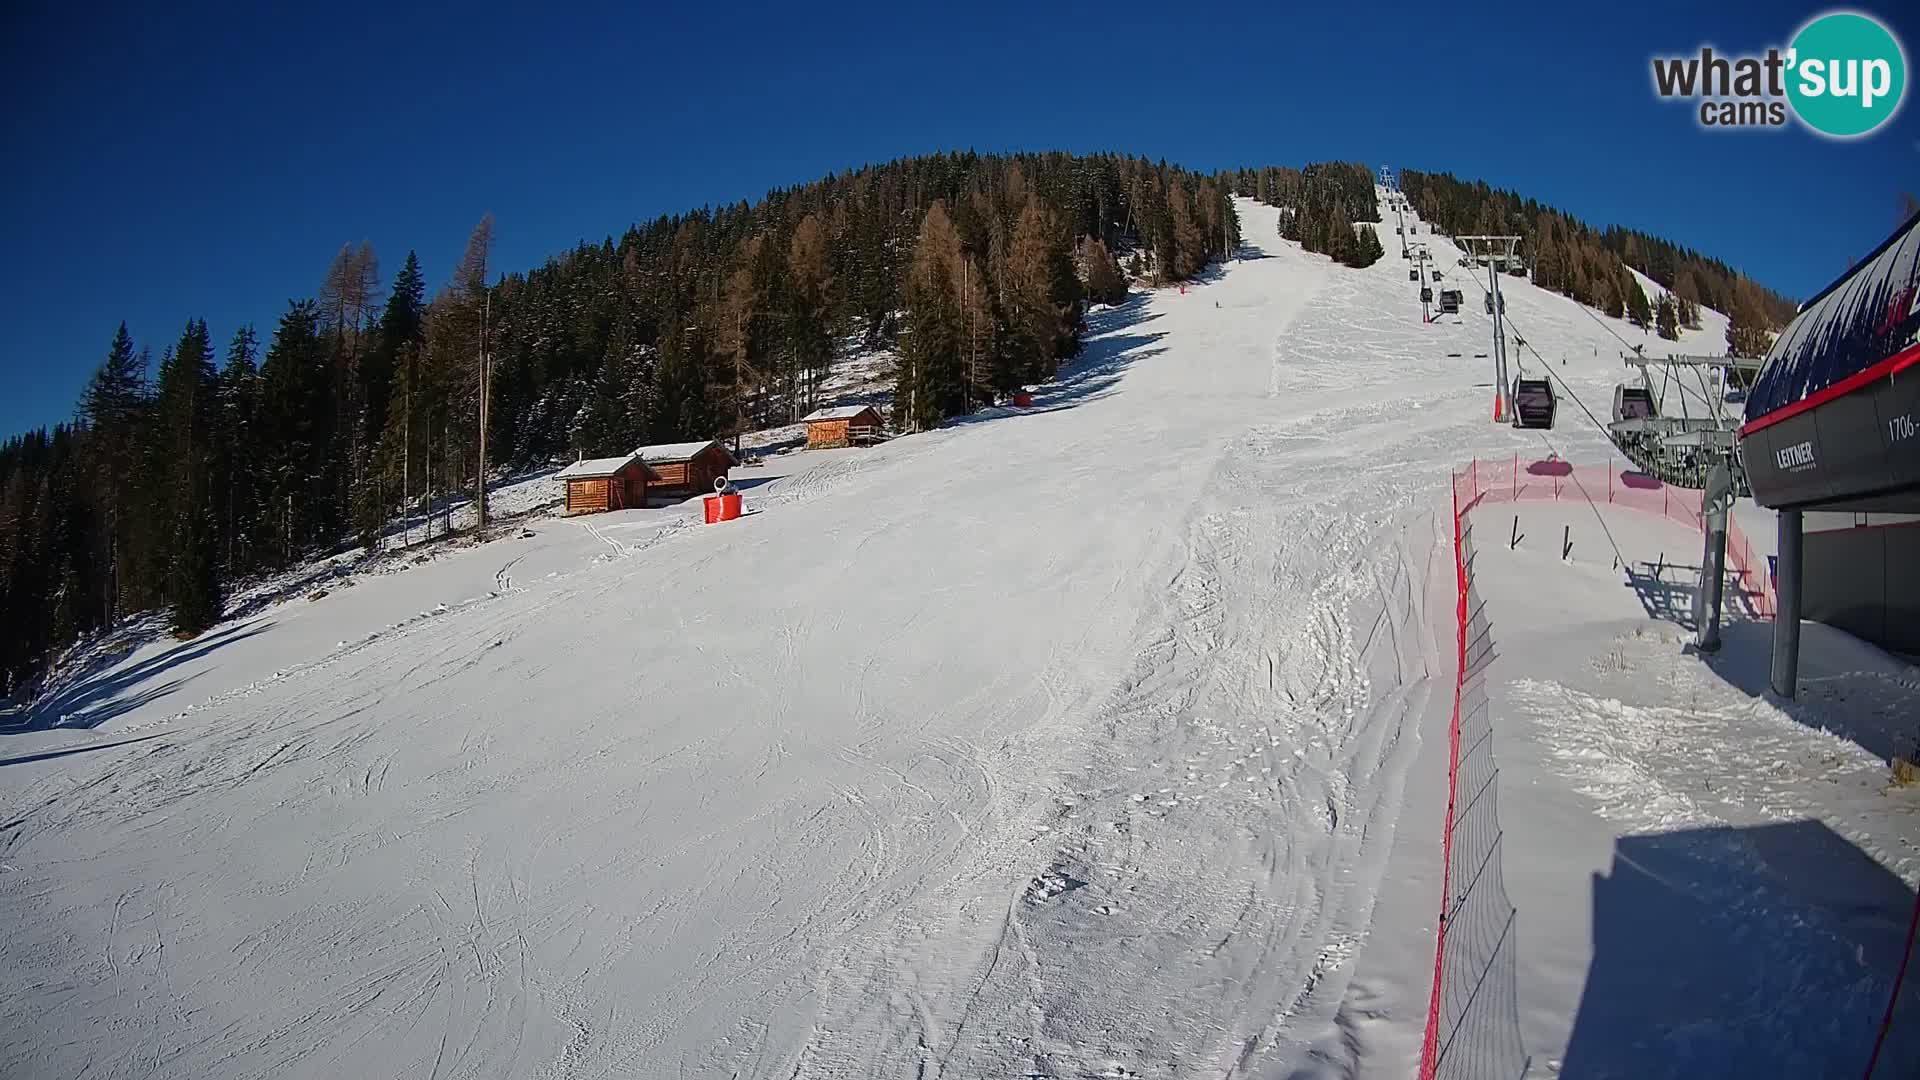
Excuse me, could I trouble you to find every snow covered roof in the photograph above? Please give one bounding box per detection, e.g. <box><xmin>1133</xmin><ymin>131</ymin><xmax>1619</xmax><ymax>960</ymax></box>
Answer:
<box><xmin>555</xmin><ymin>453</ymin><xmax>639</xmax><ymax>480</ymax></box>
<box><xmin>801</xmin><ymin>404</ymin><xmax>880</xmax><ymax>422</ymax></box>
<box><xmin>635</xmin><ymin>439</ymin><xmax>728</xmax><ymax>463</ymax></box>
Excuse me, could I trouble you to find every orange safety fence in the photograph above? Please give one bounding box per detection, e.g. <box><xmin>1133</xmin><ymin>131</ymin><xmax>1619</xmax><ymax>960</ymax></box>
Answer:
<box><xmin>1418</xmin><ymin>456</ymin><xmax>1781</xmax><ymax>1080</ymax></box>
<box><xmin>1452</xmin><ymin>455</ymin><xmax>1775</xmax><ymax>620</ymax></box>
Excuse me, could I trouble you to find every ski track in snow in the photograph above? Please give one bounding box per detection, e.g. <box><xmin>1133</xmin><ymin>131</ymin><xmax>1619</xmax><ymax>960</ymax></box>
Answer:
<box><xmin>0</xmin><ymin>198</ymin><xmax>1748</xmax><ymax>1079</ymax></box>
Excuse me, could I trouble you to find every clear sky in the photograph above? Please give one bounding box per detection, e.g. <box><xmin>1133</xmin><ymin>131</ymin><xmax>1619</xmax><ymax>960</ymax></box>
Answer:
<box><xmin>2</xmin><ymin>0</ymin><xmax>1915</xmax><ymax>437</ymax></box>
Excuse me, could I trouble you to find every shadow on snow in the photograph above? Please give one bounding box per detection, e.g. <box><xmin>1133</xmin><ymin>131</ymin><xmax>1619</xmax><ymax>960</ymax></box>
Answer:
<box><xmin>946</xmin><ymin>292</ymin><xmax>1167</xmax><ymax>429</ymax></box>
<box><xmin>1562</xmin><ymin>819</ymin><xmax>1918</xmax><ymax>1078</ymax></box>
<box><xmin>2</xmin><ymin>619</ymin><xmax>272</xmax><ymax>735</ymax></box>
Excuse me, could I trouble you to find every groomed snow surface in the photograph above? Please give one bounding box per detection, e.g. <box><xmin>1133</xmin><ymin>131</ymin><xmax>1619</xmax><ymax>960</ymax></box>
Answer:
<box><xmin>3</xmin><ymin>197</ymin><xmax>1915</xmax><ymax>1078</ymax></box>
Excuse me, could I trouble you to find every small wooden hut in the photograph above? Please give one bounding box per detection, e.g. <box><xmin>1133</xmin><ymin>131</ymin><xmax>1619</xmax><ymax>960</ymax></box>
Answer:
<box><xmin>801</xmin><ymin>405</ymin><xmax>885</xmax><ymax>450</ymax></box>
<box><xmin>556</xmin><ymin>453</ymin><xmax>646</xmax><ymax>515</ymax></box>
<box><xmin>636</xmin><ymin>439</ymin><xmax>735</xmax><ymax>498</ymax></box>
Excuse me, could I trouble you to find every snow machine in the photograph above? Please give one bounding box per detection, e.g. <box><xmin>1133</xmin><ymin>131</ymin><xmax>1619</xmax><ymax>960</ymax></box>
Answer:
<box><xmin>1613</xmin><ymin>384</ymin><xmax>1657</xmax><ymax>422</ymax></box>
<box><xmin>1509</xmin><ymin>377</ymin><xmax>1557</xmax><ymax>429</ymax></box>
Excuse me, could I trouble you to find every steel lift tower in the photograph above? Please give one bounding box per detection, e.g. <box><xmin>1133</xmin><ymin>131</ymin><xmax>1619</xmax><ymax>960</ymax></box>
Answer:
<box><xmin>1458</xmin><ymin>235</ymin><xmax>1522</xmax><ymax>420</ymax></box>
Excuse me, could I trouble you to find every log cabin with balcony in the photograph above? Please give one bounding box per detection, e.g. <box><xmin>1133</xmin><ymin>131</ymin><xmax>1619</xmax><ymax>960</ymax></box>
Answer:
<box><xmin>801</xmin><ymin>405</ymin><xmax>886</xmax><ymax>450</ymax></box>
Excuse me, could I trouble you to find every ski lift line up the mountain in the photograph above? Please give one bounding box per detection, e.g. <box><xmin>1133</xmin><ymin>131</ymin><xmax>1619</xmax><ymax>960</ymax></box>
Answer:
<box><xmin>1457</xmin><ymin>235</ymin><xmax>1523</xmax><ymax>419</ymax></box>
<box><xmin>1447</xmin><ymin>259</ymin><xmax>1619</xmax><ymax>448</ymax></box>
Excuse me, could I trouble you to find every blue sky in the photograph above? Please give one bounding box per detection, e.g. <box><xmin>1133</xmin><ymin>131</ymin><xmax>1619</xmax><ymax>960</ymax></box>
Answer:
<box><xmin>2</xmin><ymin>0</ymin><xmax>1915</xmax><ymax>436</ymax></box>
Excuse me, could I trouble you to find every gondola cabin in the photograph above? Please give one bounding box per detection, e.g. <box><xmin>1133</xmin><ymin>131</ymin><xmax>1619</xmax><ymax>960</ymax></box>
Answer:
<box><xmin>1439</xmin><ymin>289</ymin><xmax>1462</xmax><ymax>314</ymax></box>
<box><xmin>1613</xmin><ymin>385</ymin><xmax>1658</xmax><ymax>422</ymax></box>
<box><xmin>1510</xmin><ymin>377</ymin><xmax>1557</xmax><ymax>429</ymax></box>
<box><xmin>801</xmin><ymin>405</ymin><xmax>886</xmax><ymax>449</ymax></box>
<box><xmin>556</xmin><ymin>453</ymin><xmax>646</xmax><ymax>515</ymax></box>
<box><xmin>1419</xmin><ymin>287</ymin><xmax>1434</xmax><ymax>304</ymax></box>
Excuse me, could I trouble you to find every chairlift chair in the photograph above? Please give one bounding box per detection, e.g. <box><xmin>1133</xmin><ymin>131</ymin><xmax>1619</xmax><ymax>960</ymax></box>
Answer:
<box><xmin>1484</xmin><ymin>294</ymin><xmax>1505</xmax><ymax>314</ymax></box>
<box><xmin>1509</xmin><ymin>377</ymin><xmax>1557</xmax><ymax>429</ymax></box>
<box><xmin>1420</xmin><ymin>287</ymin><xmax>1434</xmax><ymax>304</ymax></box>
<box><xmin>1439</xmin><ymin>289</ymin><xmax>1462</xmax><ymax>313</ymax></box>
<box><xmin>1409</xmin><ymin>269</ymin><xmax>1419</xmax><ymax>281</ymax></box>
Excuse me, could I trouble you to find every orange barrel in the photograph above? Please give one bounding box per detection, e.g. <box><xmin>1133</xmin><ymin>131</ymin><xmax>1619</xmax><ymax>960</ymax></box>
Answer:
<box><xmin>703</xmin><ymin>495</ymin><xmax>723</xmax><ymax>524</ymax></box>
<box><xmin>718</xmin><ymin>493</ymin><xmax>743</xmax><ymax>521</ymax></box>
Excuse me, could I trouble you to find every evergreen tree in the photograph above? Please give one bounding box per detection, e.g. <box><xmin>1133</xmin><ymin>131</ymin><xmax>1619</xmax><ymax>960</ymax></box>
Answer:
<box><xmin>216</xmin><ymin>326</ymin><xmax>261</xmax><ymax>573</ymax></box>
<box><xmin>897</xmin><ymin>202</ymin><xmax>966</xmax><ymax>431</ymax></box>
<box><xmin>1006</xmin><ymin>200</ymin><xmax>1082</xmax><ymax>383</ymax></box>
<box><xmin>1081</xmin><ymin>237</ymin><xmax>1128</xmax><ymax>305</ymax></box>
<box><xmin>1346</xmin><ymin>222</ymin><xmax>1385</xmax><ymax>268</ymax></box>
<box><xmin>715</xmin><ymin>234</ymin><xmax>775</xmax><ymax>441</ymax></box>
<box><xmin>152</xmin><ymin>320</ymin><xmax>221</xmax><ymax>635</ymax></box>
<box><xmin>1324</xmin><ymin>203</ymin><xmax>1355</xmax><ymax>265</ymax></box>
<box><xmin>364</xmin><ymin>251</ymin><xmax>424</xmax><ymax>463</ymax></box>
<box><xmin>1655</xmin><ymin>293</ymin><xmax>1680</xmax><ymax>341</ymax></box>
<box><xmin>258</xmin><ymin>301</ymin><xmax>328</xmax><ymax>562</ymax></box>
<box><xmin>1168</xmin><ymin>183</ymin><xmax>1204</xmax><ymax>280</ymax></box>
<box><xmin>77</xmin><ymin>323</ymin><xmax>151</xmax><ymax>621</ymax></box>
<box><xmin>787</xmin><ymin>214</ymin><xmax>835</xmax><ymax>414</ymax></box>
<box><xmin>1626</xmin><ymin>278</ymin><xmax>1653</xmax><ymax>330</ymax></box>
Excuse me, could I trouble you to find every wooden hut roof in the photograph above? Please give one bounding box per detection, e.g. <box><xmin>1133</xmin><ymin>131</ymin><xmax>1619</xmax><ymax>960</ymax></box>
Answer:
<box><xmin>801</xmin><ymin>405</ymin><xmax>879</xmax><ymax>423</ymax></box>
<box><xmin>635</xmin><ymin>439</ymin><xmax>732</xmax><ymax>464</ymax></box>
<box><xmin>555</xmin><ymin>453</ymin><xmax>640</xmax><ymax>480</ymax></box>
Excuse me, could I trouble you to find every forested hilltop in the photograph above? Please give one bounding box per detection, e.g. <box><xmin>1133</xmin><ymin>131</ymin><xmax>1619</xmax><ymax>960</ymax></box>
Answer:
<box><xmin>1399</xmin><ymin>169</ymin><xmax>1796</xmax><ymax>353</ymax></box>
<box><xmin>0</xmin><ymin>151</ymin><xmax>1239</xmax><ymax>688</ymax></box>
<box><xmin>1224</xmin><ymin>163</ymin><xmax>1388</xmax><ymax>268</ymax></box>
<box><xmin>0</xmin><ymin>151</ymin><xmax>1804</xmax><ymax>692</ymax></box>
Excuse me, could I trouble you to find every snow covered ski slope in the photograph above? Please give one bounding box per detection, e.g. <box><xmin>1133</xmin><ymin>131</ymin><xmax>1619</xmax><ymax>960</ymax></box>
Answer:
<box><xmin>3</xmin><ymin>197</ymin><xmax>1748</xmax><ymax>1078</ymax></box>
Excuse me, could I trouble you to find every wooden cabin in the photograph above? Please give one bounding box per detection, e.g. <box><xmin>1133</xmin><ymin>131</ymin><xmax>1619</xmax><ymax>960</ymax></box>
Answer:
<box><xmin>635</xmin><ymin>439</ymin><xmax>734</xmax><ymax>498</ymax></box>
<box><xmin>801</xmin><ymin>405</ymin><xmax>885</xmax><ymax>449</ymax></box>
<box><xmin>556</xmin><ymin>453</ymin><xmax>646</xmax><ymax>515</ymax></box>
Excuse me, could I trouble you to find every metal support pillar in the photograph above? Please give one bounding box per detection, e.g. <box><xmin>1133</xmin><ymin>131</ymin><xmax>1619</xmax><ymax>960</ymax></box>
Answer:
<box><xmin>1770</xmin><ymin>509</ymin><xmax>1803</xmax><ymax>698</ymax></box>
<box><xmin>1489</xmin><ymin>259</ymin><xmax>1507</xmax><ymax>415</ymax></box>
<box><xmin>1696</xmin><ymin>506</ymin><xmax>1726</xmax><ymax>652</ymax></box>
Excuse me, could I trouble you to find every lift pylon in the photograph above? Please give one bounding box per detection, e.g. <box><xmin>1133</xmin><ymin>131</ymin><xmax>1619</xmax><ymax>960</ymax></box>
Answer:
<box><xmin>1457</xmin><ymin>235</ymin><xmax>1522</xmax><ymax>420</ymax></box>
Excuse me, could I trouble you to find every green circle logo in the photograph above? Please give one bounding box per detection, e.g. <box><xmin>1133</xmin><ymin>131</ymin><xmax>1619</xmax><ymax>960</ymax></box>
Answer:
<box><xmin>1787</xmin><ymin>12</ymin><xmax>1906</xmax><ymax>137</ymax></box>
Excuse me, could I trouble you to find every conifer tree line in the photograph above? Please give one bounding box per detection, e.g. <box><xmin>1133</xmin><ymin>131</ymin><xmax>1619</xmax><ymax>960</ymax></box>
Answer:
<box><xmin>1398</xmin><ymin>169</ymin><xmax>1794</xmax><ymax>355</ymax></box>
<box><xmin>1223</xmin><ymin>163</ymin><xmax>1385</xmax><ymax>267</ymax></box>
<box><xmin>0</xmin><ymin>151</ymin><xmax>1237</xmax><ymax>690</ymax></box>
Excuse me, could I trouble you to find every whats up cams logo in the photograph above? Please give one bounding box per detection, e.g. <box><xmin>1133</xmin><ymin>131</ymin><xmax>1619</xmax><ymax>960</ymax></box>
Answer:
<box><xmin>1651</xmin><ymin>11</ymin><xmax>1907</xmax><ymax>137</ymax></box>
